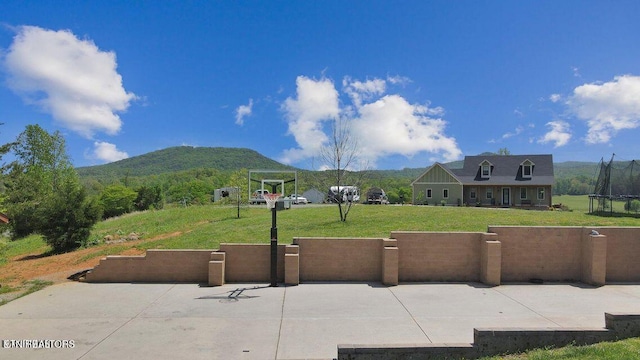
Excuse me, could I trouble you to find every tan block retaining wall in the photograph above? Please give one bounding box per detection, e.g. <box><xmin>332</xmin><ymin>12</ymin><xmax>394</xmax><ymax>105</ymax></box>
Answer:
<box><xmin>85</xmin><ymin>249</ymin><xmax>214</xmax><ymax>283</ymax></box>
<box><xmin>85</xmin><ymin>226</ymin><xmax>640</xmax><ymax>286</ymax></box>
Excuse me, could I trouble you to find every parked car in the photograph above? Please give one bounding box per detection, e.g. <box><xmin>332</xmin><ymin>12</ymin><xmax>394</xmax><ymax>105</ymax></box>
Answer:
<box><xmin>284</xmin><ymin>194</ymin><xmax>308</xmax><ymax>204</ymax></box>
<box><xmin>250</xmin><ymin>189</ymin><xmax>270</xmax><ymax>204</ymax></box>
<box><xmin>364</xmin><ymin>187</ymin><xmax>389</xmax><ymax>204</ymax></box>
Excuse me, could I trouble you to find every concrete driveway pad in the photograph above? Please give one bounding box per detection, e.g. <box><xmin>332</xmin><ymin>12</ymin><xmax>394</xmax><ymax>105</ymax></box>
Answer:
<box><xmin>1</xmin><ymin>282</ymin><xmax>640</xmax><ymax>359</ymax></box>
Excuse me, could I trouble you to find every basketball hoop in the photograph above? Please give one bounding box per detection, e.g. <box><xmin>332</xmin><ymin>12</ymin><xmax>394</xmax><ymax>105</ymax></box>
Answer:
<box><xmin>264</xmin><ymin>193</ymin><xmax>281</xmax><ymax>209</ymax></box>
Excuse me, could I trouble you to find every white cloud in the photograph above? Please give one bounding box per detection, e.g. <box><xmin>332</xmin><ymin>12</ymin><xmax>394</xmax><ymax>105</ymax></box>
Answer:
<box><xmin>386</xmin><ymin>75</ymin><xmax>412</xmax><ymax>86</ymax></box>
<box><xmin>92</xmin><ymin>141</ymin><xmax>129</xmax><ymax>163</ymax></box>
<box><xmin>3</xmin><ymin>26</ymin><xmax>136</xmax><ymax>138</ymax></box>
<box><xmin>280</xmin><ymin>76</ymin><xmax>340</xmax><ymax>164</ymax></box>
<box><xmin>572</xmin><ymin>66</ymin><xmax>581</xmax><ymax>78</ymax></box>
<box><xmin>235</xmin><ymin>98</ymin><xmax>253</xmax><ymax>125</ymax></box>
<box><xmin>538</xmin><ymin>120</ymin><xmax>571</xmax><ymax>148</ymax></box>
<box><xmin>502</xmin><ymin>126</ymin><xmax>524</xmax><ymax>139</ymax></box>
<box><xmin>280</xmin><ymin>75</ymin><xmax>461</xmax><ymax>167</ymax></box>
<box><xmin>343</xmin><ymin>77</ymin><xmax>386</xmax><ymax>108</ymax></box>
<box><xmin>566</xmin><ymin>75</ymin><xmax>640</xmax><ymax>144</ymax></box>
<box><xmin>352</xmin><ymin>94</ymin><xmax>461</xmax><ymax>163</ymax></box>
<box><xmin>549</xmin><ymin>94</ymin><xmax>562</xmax><ymax>103</ymax></box>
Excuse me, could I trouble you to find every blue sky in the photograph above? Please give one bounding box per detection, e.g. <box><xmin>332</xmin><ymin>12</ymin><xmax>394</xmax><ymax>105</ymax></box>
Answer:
<box><xmin>1</xmin><ymin>1</ymin><xmax>640</xmax><ymax>170</ymax></box>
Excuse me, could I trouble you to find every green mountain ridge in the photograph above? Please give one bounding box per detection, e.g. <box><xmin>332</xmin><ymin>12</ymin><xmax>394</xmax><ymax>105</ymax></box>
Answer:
<box><xmin>76</xmin><ymin>146</ymin><xmax>296</xmax><ymax>177</ymax></box>
<box><xmin>76</xmin><ymin>146</ymin><xmax>602</xmax><ymax>181</ymax></box>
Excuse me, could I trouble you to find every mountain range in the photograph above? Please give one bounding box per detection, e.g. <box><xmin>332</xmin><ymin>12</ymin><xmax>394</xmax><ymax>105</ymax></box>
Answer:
<box><xmin>76</xmin><ymin>146</ymin><xmax>601</xmax><ymax>181</ymax></box>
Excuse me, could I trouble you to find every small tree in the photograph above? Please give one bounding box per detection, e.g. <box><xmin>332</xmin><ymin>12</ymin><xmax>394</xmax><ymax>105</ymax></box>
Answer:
<box><xmin>100</xmin><ymin>184</ymin><xmax>137</xmax><ymax>218</ymax></box>
<box><xmin>134</xmin><ymin>185</ymin><xmax>164</xmax><ymax>211</ymax></box>
<box><xmin>38</xmin><ymin>181</ymin><xmax>102</xmax><ymax>252</ymax></box>
<box><xmin>315</xmin><ymin>119</ymin><xmax>367</xmax><ymax>222</ymax></box>
<box><xmin>226</xmin><ymin>169</ymin><xmax>249</xmax><ymax>218</ymax></box>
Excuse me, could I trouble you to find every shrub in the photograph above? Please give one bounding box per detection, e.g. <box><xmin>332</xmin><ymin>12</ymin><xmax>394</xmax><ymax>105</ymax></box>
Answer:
<box><xmin>624</xmin><ymin>199</ymin><xmax>640</xmax><ymax>213</ymax></box>
<box><xmin>38</xmin><ymin>183</ymin><xmax>102</xmax><ymax>252</ymax></box>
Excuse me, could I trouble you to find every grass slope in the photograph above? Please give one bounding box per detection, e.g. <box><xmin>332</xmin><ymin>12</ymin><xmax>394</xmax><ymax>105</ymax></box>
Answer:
<box><xmin>2</xmin><ymin>199</ymin><xmax>640</xmax><ymax>356</ymax></box>
<box><xmin>72</xmin><ymin>196</ymin><xmax>640</xmax><ymax>253</ymax></box>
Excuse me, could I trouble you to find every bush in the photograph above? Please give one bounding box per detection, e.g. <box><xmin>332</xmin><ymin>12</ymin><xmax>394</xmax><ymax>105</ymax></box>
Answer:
<box><xmin>7</xmin><ymin>202</ymin><xmax>43</xmax><ymax>239</ymax></box>
<box><xmin>624</xmin><ymin>199</ymin><xmax>640</xmax><ymax>213</ymax></box>
<box><xmin>38</xmin><ymin>184</ymin><xmax>102</xmax><ymax>252</ymax></box>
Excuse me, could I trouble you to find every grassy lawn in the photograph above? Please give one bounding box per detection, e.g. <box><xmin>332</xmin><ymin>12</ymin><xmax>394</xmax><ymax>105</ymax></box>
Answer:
<box><xmin>480</xmin><ymin>337</ymin><xmax>640</xmax><ymax>359</ymax></box>
<box><xmin>1</xmin><ymin>198</ymin><xmax>639</xmax><ymax>357</ymax></box>
<box><xmin>2</xmin><ymin>196</ymin><xmax>637</xmax><ymax>267</ymax></box>
<box><xmin>92</xmin><ymin>198</ymin><xmax>638</xmax><ymax>250</ymax></box>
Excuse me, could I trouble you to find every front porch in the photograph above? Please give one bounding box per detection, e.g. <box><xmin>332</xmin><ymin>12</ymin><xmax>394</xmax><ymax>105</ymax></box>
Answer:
<box><xmin>463</xmin><ymin>185</ymin><xmax>551</xmax><ymax>208</ymax></box>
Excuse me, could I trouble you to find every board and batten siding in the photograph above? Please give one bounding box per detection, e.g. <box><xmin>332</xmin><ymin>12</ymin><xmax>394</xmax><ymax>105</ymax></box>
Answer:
<box><xmin>412</xmin><ymin>164</ymin><xmax>462</xmax><ymax>205</ymax></box>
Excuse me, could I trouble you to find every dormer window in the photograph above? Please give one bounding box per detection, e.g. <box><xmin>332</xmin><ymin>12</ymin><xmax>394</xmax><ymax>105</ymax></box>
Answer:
<box><xmin>480</xmin><ymin>160</ymin><xmax>492</xmax><ymax>179</ymax></box>
<box><xmin>521</xmin><ymin>159</ymin><xmax>534</xmax><ymax>179</ymax></box>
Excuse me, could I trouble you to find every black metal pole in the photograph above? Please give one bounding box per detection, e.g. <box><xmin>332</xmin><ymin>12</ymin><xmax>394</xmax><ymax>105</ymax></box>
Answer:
<box><xmin>270</xmin><ymin>204</ymin><xmax>278</xmax><ymax>287</ymax></box>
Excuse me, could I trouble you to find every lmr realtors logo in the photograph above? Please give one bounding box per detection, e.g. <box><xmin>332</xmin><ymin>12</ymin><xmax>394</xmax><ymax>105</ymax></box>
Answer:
<box><xmin>2</xmin><ymin>339</ymin><xmax>75</xmax><ymax>349</ymax></box>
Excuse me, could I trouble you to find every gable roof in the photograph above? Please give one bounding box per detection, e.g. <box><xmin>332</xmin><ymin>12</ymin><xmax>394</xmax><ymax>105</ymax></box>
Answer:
<box><xmin>452</xmin><ymin>154</ymin><xmax>554</xmax><ymax>186</ymax></box>
<box><xmin>411</xmin><ymin>162</ymin><xmax>462</xmax><ymax>186</ymax></box>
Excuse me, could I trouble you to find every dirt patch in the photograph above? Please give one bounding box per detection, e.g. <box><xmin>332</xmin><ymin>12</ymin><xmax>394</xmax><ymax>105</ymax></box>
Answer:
<box><xmin>0</xmin><ymin>231</ymin><xmax>184</xmax><ymax>291</ymax></box>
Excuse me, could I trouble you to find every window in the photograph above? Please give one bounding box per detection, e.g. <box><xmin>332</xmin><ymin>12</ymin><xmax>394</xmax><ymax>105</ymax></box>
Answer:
<box><xmin>520</xmin><ymin>188</ymin><xmax>527</xmax><ymax>199</ymax></box>
<box><xmin>443</xmin><ymin>189</ymin><xmax>449</xmax><ymax>199</ymax></box>
<box><xmin>426</xmin><ymin>189</ymin><xmax>432</xmax><ymax>198</ymax></box>
<box><xmin>486</xmin><ymin>188</ymin><xmax>493</xmax><ymax>199</ymax></box>
<box><xmin>482</xmin><ymin>164</ymin><xmax>491</xmax><ymax>178</ymax></box>
<box><xmin>521</xmin><ymin>160</ymin><xmax>534</xmax><ymax>179</ymax></box>
<box><xmin>470</xmin><ymin>188</ymin><xmax>477</xmax><ymax>199</ymax></box>
<box><xmin>537</xmin><ymin>187</ymin><xmax>545</xmax><ymax>200</ymax></box>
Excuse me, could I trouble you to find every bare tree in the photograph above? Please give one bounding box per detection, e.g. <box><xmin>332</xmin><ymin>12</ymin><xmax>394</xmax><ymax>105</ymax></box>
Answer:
<box><xmin>314</xmin><ymin>119</ymin><xmax>367</xmax><ymax>222</ymax></box>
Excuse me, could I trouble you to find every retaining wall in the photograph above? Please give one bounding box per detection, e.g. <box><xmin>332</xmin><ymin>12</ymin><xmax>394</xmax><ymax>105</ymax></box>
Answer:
<box><xmin>85</xmin><ymin>226</ymin><xmax>640</xmax><ymax>285</ymax></box>
<box><xmin>85</xmin><ymin>249</ymin><xmax>214</xmax><ymax>283</ymax></box>
<box><xmin>337</xmin><ymin>313</ymin><xmax>640</xmax><ymax>360</ymax></box>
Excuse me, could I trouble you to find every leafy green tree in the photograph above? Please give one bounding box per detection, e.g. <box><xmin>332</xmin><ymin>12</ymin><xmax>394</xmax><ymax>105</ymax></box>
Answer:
<box><xmin>100</xmin><ymin>184</ymin><xmax>138</xmax><ymax>218</ymax></box>
<box><xmin>134</xmin><ymin>185</ymin><xmax>164</xmax><ymax>211</ymax></box>
<box><xmin>37</xmin><ymin>180</ymin><xmax>102</xmax><ymax>251</ymax></box>
<box><xmin>3</xmin><ymin>125</ymin><xmax>100</xmax><ymax>251</ymax></box>
<box><xmin>166</xmin><ymin>179</ymin><xmax>214</xmax><ymax>205</ymax></box>
<box><xmin>4</xmin><ymin>125</ymin><xmax>77</xmax><ymax>237</ymax></box>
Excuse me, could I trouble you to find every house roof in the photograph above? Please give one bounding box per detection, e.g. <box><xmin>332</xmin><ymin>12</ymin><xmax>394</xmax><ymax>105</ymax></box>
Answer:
<box><xmin>451</xmin><ymin>154</ymin><xmax>554</xmax><ymax>186</ymax></box>
<box><xmin>410</xmin><ymin>162</ymin><xmax>462</xmax><ymax>186</ymax></box>
<box><xmin>0</xmin><ymin>212</ymin><xmax>8</xmax><ymax>224</ymax></box>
